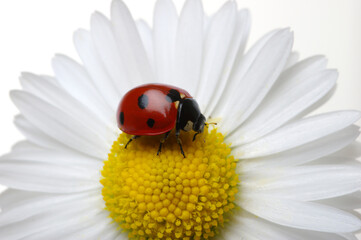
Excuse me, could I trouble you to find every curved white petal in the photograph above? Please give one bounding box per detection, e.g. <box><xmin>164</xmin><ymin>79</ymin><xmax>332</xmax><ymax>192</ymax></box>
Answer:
<box><xmin>223</xmin><ymin>213</ymin><xmax>350</xmax><ymax>240</ymax></box>
<box><xmin>223</xmin><ymin>214</ymin><xmax>301</xmax><ymax>240</ymax></box>
<box><xmin>172</xmin><ymin>0</ymin><xmax>204</xmax><ymax>95</ymax></box>
<box><xmin>330</xmin><ymin>141</ymin><xmax>361</xmax><ymax>159</ymax></box>
<box><xmin>51</xmin><ymin>55</ymin><xmax>112</xmax><ymax>119</ymax></box>
<box><xmin>279</xmin><ymin>55</ymin><xmax>328</xmax><ymax>85</ymax></box>
<box><xmin>111</xmin><ymin>0</ymin><xmax>155</xmax><ymax>84</ymax></box>
<box><xmin>0</xmin><ymin>189</ymin><xmax>98</xmax><ymax>226</ymax></box>
<box><xmin>153</xmin><ymin>0</ymin><xmax>178</xmax><ymax>83</ymax></box>
<box><xmin>239</xmin><ymin>125</ymin><xmax>360</xmax><ymax>171</ymax></box>
<box><xmin>0</xmin><ymin>159</ymin><xmax>100</xmax><ymax>193</ymax></box>
<box><xmin>0</xmin><ymin>196</ymin><xmax>102</xmax><ymax>240</ymax></box>
<box><xmin>14</xmin><ymin>115</ymin><xmax>69</xmax><ymax>151</ymax></box>
<box><xmin>90</xmin><ymin>12</ymin><xmax>133</xmax><ymax>95</ymax></box>
<box><xmin>23</xmin><ymin>213</ymin><xmax>115</xmax><ymax>240</ymax></box>
<box><xmin>284</xmin><ymin>51</ymin><xmax>299</xmax><ymax>69</ymax></box>
<box><xmin>242</xmin><ymin>165</ymin><xmax>361</xmax><ymax>201</ymax></box>
<box><xmin>220</xmin><ymin>29</ymin><xmax>294</xmax><ymax>134</ymax></box>
<box><xmin>136</xmin><ymin>20</ymin><xmax>155</xmax><ymax>71</ymax></box>
<box><xmin>229</xmin><ymin>69</ymin><xmax>337</xmax><ymax>144</ymax></box>
<box><xmin>234</xmin><ymin>111</ymin><xmax>361</xmax><ymax>158</ymax></box>
<box><xmin>1</xmin><ymin>142</ymin><xmax>102</xmax><ymax>170</ymax></box>
<box><xmin>319</xmin><ymin>191</ymin><xmax>361</xmax><ymax>211</ymax></box>
<box><xmin>212</xmin><ymin>29</ymin><xmax>279</xmax><ymax>118</ymax></box>
<box><xmin>20</xmin><ymin>72</ymin><xmax>117</xmax><ymax>135</ymax></box>
<box><xmin>194</xmin><ymin>1</ymin><xmax>237</xmax><ymax>109</ymax></box>
<box><xmin>60</xmin><ymin>212</ymin><xmax>120</xmax><ymax>240</ymax></box>
<box><xmin>73</xmin><ymin>29</ymin><xmax>120</xmax><ymax>111</ymax></box>
<box><xmin>240</xmin><ymin>195</ymin><xmax>361</xmax><ymax>233</ymax></box>
<box><xmin>206</xmin><ymin>9</ymin><xmax>250</xmax><ymax>117</ymax></box>
<box><xmin>11</xmin><ymin>91</ymin><xmax>110</xmax><ymax>159</ymax></box>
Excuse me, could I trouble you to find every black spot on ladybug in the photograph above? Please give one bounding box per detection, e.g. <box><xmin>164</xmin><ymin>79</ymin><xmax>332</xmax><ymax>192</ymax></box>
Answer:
<box><xmin>138</xmin><ymin>94</ymin><xmax>148</xmax><ymax>109</ymax></box>
<box><xmin>120</xmin><ymin>112</ymin><xmax>124</xmax><ymax>125</ymax></box>
<box><xmin>147</xmin><ymin>118</ymin><xmax>155</xmax><ymax>128</ymax></box>
<box><xmin>166</xmin><ymin>89</ymin><xmax>181</xmax><ymax>102</ymax></box>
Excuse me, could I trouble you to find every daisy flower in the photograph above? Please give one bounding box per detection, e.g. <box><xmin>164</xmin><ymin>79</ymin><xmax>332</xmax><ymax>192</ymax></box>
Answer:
<box><xmin>1</xmin><ymin>0</ymin><xmax>361</xmax><ymax>239</ymax></box>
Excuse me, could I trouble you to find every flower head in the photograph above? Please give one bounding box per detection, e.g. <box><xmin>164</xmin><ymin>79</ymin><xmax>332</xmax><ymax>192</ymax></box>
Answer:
<box><xmin>1</xmin><ymin>0</ymin><xmax>361</xmax><ymax>239</ymax></box>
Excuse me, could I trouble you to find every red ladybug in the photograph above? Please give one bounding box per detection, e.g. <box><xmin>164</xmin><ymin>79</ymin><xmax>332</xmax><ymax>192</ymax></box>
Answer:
<box><xmin>117</xmin><ymin>83</ymin><xmax>206</xmax><ymax>157</ymax></box>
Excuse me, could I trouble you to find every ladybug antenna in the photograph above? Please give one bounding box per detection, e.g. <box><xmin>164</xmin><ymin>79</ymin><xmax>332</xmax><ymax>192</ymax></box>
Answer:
<box><xmin>205</xmin><ymin>122</ymin><xmax>217</xmax><ymax>126</ymax></box>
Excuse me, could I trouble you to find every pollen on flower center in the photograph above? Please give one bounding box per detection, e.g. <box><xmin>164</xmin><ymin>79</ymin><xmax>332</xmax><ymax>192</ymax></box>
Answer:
<box><xmin>101</xmin><ymin>127</ymin><xmax>239</xmax><ymax>240</ymax></box>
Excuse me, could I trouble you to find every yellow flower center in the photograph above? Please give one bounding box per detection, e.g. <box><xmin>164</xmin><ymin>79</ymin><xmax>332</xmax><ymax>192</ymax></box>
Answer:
<box><xmin>101</xmin><ymin>127</ymin><xmax>239</xmax><ymax>240</ymax></box>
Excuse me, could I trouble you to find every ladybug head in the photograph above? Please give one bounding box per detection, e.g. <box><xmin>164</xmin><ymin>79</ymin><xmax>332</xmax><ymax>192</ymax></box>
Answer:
<box><xmin>179</xmin><ymin>99</ymin><xmax>206</xmax><ymax>134</ymax></box>
<box><xmin>193</xmin><ymin>114</ymin><xmax>206</xmax><ymax>133</ymax></box>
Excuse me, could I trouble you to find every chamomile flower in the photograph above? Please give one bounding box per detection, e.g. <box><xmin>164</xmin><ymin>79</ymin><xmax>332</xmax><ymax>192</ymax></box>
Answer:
<box><xmin>1</xmin><ymin>0</ymin><xmax>361</xmax><ymax>239</ymax></box>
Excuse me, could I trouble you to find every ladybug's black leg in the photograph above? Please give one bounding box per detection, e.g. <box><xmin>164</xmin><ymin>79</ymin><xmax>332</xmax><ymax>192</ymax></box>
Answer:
<box><xmin>125</xmin><ymin>135</ymin><xmax>140</xmax><ymax>149</ymax></box>
<box><xmin>175</xmin><ymin>99</ymin><xmax>186</xmax><ymax>158</ymax></box>
<box><xmin>157</xmin><ymin>131</ymin><xmax>171</xmax><ymax>155</ymax></box>
<box><xmin>192</xmin><ymin>132</ymin><xmax>200</xmax><ymax>142</ymax></box>
<box><xmin>175</xmin><ymin>130</ymin><xmax>186</xmax><ymax>158</ymax></box>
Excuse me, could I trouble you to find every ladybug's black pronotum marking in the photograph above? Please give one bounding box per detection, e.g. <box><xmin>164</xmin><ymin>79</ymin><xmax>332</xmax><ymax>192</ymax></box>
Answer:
<box><xmin>119</xmin><ymin>112</ymin><xmax>124</xmax><ymax>125</ymax></box>
<box><xmin>137</xmin><ymin>94</ymin><xmax>149</xmax><ymax>109</ymax></box>
<box><xmin>166</xmin><ymin>89</ymin><xmax>181</xmax><ymax>102</ymax></box>
<box><xmin>147</xmin><ymin>118</ymin><xmax>155</xmax><ymax>128</ymax></box>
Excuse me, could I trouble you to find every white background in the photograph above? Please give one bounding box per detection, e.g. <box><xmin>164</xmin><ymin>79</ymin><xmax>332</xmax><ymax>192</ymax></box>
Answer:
<box><xmin>0</xmin><ymin>0</ymin><xmax>360</xmax><ymax>237</ymax></box>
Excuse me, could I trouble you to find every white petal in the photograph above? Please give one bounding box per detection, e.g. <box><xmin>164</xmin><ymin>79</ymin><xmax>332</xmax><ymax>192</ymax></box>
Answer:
<box><xmin>233</xmin><ymin>111</ymin><xmax>361</xmax><ymax>158</ymax></box>
<box><xmin>136</xmin><ymin>20</ymin><xmax>155</xmax><ymax>72</ymax></box>
<box><xmin>73</xmin><ymin>29</ymin><xmax>120</xmax><ymax>111</ymax></box>
<box><xmin>280</xmin><ymin>55</ymin><xmax>328</xmax><ymax>84</ymax></box>
<box><xmin>111</xmin><ymin>0</ymin><xmax>155</xmax><ymax>84</ymax></box>
<box><xmin>239</xmin><ymin>125</ymin><xmax>360</xmax><ymax>171</ymax></box>
<box><xmin>212</xmin><ymin>29</ymin><xmax>279</xmax><ymax>118</ymax></box>
<box><xmin>319</xmin><ymin>191</ymin><xmax>361</xmax><ymax>211</ymax></box>
<box><xmin>153</xmin><ymin>0</ymin><xmax>178</xmax><ymax>83</ymax></box>
<box><xmin>339</xmin><ymin>233</ymin><xmax>359</xmax><ymax>240</ymax></box>
<box><xmin>0</xmin><ymin>196</ymin><xmax>102</xmax><ymax>240</ymax></box>
<box><xmin>241</xmin><ymin>195</ymin><xmax>361</xmax><ymax>233</ymax></box>
<box><xmin>223</xmin><ymin>213</ymin><xmax>349</xmax><ymax>240</ymax></box>
<box><xmin>51</xmin><ymin>55</ymin><xmax>112</xmax><ymax>118</ymax></box>
<box><xmin>243</xmin><ymin>165</ymin><xmax>361</xmax><ymax>201</ymax></box>
<box><xmin>205</xmin><ymin>9</ymin><xmax>250</xmax><ymax>117</ymax></box>
<box><xmin>10</xmin><ymin>141</ymin><xmax>34</xmax><ymax>152</ymax></box>
<box><xmin>23</xmin><ymin>212</ymin><xmax>120</xmax><ymax>240</ymax></box>
<box><xmin>219</xmin><ymin>29</ymin><xmax>294</xmax><ymax>133</ymax></box>
<box><xmin>195</xmin><ymin>1</ymin><xmax>237</xmax><ymax>109</ymax></box>
<box><xmin>226</xmin><ymin>214</ymin><xmax>352</xmax><ymax>240</ymax></box>
<box><xmin>61</xmin><ymin>213</ymin><xmax>119</xmax><ymax>240</ymax></box>
<box><xmin>223</xmin><ymin>214</ymin><xmax>302</xmax><ymax>240</ymax></box>
<box><xmin>0</xmin><ymin>159</ymin><xmax>100</xmax><ymax>193</ymax></box>
<box><xmin>230</xmin><ymin>69</ymin><xmax>337</xmax><ymax>144</ymax></box>
<box><xmin>20</xmin><ymin>72</ymin><xmax>58</xmax><ymax>98</ymax></box>
<box><xmin>330</xmin><ymin>141</ymin><xmax>361</xmax><ymax>159</ymax></box>
<box><xmin>90</xmin><ymin>12</ymin><xmax>133</xmax><ymax>94</ymax></box>
<box><xmin>11</xmin><ymin>91</ymin><xmax>110</xmax><ymax>159</ymax></box>
<box><xmin>2</xmin><ymin>142</ymin><xmax>102</xmax><ymax>170</ymax></box>
<box><xmin>14</xmin><ymin>115</ymin><xmax>69</xmax><ymax>151</ymax></box>
<box><xmin>284</xmin><ymin>51</ymin><xmax>300</xmax><ymax>69</ymax></box>
<box><xmin>0</xmin><ymin>189</ymin><xmax>98</xmax><ymax>226</ymax></box>
<box><xmin>309</xmin><ymin>156</ymin><xmax>361</xmax><ymax>166</ymax></box>
<box><xmin>20</xmin><ymin>72</ymin><xmax>117</xmax><ymax>136</ymax></box>
<box><xmin>172</xmin><ymin>0</ymin><xmax>204</xmax><ymax>95</ymax></box>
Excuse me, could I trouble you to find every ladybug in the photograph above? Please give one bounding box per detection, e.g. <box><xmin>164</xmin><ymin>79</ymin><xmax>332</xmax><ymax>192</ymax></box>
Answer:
<box><xmin>117</xmin><ymin>83</ymin><xmax>206</xmax><ymax>157</ymax></box>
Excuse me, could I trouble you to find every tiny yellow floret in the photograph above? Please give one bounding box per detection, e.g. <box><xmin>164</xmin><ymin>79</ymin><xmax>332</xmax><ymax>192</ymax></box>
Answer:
<box><xmin>101</xmin><ymin>127</ymin><xmax>239</xmax><ymax>239</ymax></box>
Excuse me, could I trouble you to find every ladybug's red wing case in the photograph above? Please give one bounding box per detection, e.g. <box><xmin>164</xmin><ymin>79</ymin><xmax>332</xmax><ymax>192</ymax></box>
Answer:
<box><xmin>117</xmin><ymin>84</ymin><xmax>190</xmax><ymax>136</ymax></box>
